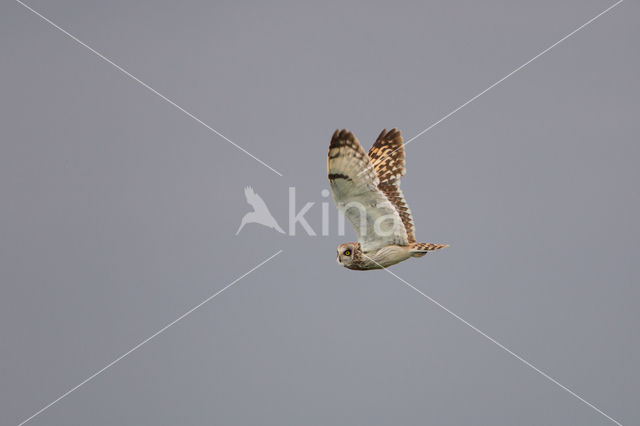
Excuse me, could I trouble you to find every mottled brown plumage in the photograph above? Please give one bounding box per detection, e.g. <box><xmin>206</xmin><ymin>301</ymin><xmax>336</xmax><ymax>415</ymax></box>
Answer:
<box><xmin>328</xmin><ymin>128</ymin><xmax>448</xmax><ymax>270</ymax></box>
<box><xmin>368</xmin><ymin>128</ymin><xmax>405</xmax><ymax>184</ymax></box>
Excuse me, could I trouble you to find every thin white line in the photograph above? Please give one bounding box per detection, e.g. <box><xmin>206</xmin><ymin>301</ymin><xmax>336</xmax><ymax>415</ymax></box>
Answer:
<box><xmin>15</xmin><ymin>0</ymin><xmax>283</xmax><ymax>177</ymax></box>
<box><xmin>404</xmin><ymin>0</ymin><xmax>623</xmax><ymax>147</ymax></box>
<box><xmin>16</xmin><ymin>250</ymin><xmax>283</xmax><ymax>426</ymax></box>
<box><xmin>358</xmin><ymin>0</ymin><xmax>623</xmax><ymax>177</ymax></box>
<box><xmin>361</xmin><ymin>254</ymin><xmax>623</xmax><ymax>426</ymax></box>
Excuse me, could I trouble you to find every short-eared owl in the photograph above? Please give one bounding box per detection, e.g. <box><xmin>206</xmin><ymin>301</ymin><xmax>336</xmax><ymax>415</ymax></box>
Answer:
<box><xmin>328</xmin><ymin>128</ymin><xmax>448</xmax><ymax>270</ymax></box>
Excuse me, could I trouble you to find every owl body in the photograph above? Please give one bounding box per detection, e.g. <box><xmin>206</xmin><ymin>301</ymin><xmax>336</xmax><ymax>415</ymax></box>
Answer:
<box><xmin>328</xmin><ymin>128</ymin><xmax>448</xmax><ymax>270</ymax></box>
<box><xmin>337</xmin><ymin>242</ymin><xmax>412</xmax><ymax>270</ymax></box>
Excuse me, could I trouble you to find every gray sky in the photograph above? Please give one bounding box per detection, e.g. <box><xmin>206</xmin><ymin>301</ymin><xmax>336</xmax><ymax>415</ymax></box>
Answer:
<box><xmin>1</xmin><ymin>0</ymin><xmax>638</xmax><ymax>425</ymax></box>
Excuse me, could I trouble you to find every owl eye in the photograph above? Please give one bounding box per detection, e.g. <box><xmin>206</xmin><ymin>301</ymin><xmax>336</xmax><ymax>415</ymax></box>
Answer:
<box><xmin>343</xmin><ymin>249</ymin><xmax>351</xmax><ymax>256</ymax></box>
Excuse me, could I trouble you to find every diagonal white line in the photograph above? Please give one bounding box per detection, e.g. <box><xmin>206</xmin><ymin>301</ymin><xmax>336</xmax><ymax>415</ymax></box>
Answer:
<box><xmin>358</xmin><ymin>0</ymin><xmax>623</xmax><ymax>177</ymax></box>
<box><xmin>16</xmin><ymin>250</ymin><xmax>283</xmax><ymax>426</ymax></box>
<box><xmin>362</xmin><ymin>254</ymin><xmax>623</xmax><ymax>426</ymax></box>
<box><xmin>15</xmin><ymin>0</ymin><xmax>283</xmax><ymax>177</ymax></box>
<box><xmin>403</xmin><ymin>0</ymin><xmax>623</xmax><ymax>147</ymax></box>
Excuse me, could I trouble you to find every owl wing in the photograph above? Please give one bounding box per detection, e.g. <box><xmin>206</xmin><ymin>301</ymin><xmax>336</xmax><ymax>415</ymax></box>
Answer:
<box><xmin>368</xmin><ymin>128</ymin><xmax>416</xmax><ymax>243</ymax></box>
<box><xmin>328</xmin><ymin>129</ymin><xmax>408</xmax><ymax>252</ymax></box>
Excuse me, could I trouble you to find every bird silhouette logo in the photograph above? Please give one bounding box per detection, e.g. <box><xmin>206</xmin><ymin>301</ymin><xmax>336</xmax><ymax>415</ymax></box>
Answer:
<box><xmin>236</xmin><ymin>186</ymin><xmax>285</xmax><ymax>235</ymax></box>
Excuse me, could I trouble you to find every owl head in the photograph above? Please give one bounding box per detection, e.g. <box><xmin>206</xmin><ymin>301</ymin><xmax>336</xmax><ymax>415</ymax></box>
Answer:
<box><xmin>337</xmin><ymin>242</ymin><xmax>360</xmax><ymax>268</ymax></box>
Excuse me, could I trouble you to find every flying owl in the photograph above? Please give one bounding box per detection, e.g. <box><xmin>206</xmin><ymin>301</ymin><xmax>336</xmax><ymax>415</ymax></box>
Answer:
<box><xmin>328</xmin><ymin>128</ymin><xmax>448</xmax><ymax>270</ymax></box>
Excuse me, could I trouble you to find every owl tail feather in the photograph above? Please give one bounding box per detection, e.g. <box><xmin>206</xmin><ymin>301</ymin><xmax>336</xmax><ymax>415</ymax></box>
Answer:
<box><xmin>409</xmin><ymin>242</ymin><xmax>449</xmax><ymax>258</ymax></box>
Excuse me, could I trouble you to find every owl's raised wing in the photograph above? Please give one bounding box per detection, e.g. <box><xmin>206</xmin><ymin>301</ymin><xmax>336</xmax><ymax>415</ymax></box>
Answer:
<box><xmin>368</xmin><ymin>128</ymin><xmax>416</xmax><ymax>243</ymax></box>
<box><xmin>328</xmin><ymin>129</ymin><xmax>408</xmax><ymax>252</ymax></box>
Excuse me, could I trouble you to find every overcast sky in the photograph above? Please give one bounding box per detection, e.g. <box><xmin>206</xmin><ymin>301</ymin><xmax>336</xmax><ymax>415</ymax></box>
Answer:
<box><xmin>1</xmin><ymin>1</ymin><xmax>638</xmax><ymax>425</ymax></box>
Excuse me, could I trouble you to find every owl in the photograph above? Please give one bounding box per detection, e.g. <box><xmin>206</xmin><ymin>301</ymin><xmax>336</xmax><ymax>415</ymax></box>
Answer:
<box><xmin>328</xmin><ymin>128</ymin><xmax>448</xmax><ymax>270</ymax></box>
